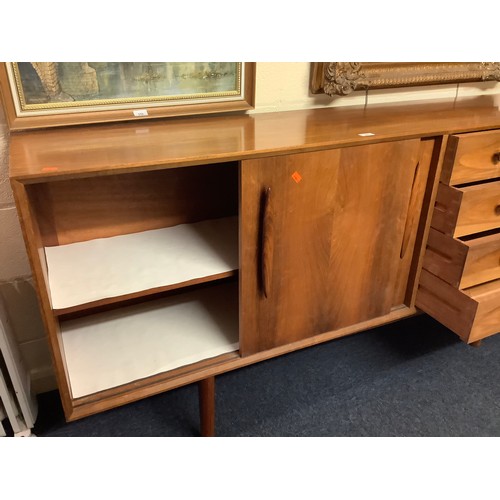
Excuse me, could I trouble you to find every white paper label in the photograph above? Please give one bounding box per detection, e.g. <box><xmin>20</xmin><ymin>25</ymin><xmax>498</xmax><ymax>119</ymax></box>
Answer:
<box><xmin>133</xmin><ymin>109</ymin><xmax>149</xmax><ymax>117</ymax></box>
<box><xmin>358</xmin><ymin>132</ymin><xmax>375</xmax><ymax>137</ymax></box>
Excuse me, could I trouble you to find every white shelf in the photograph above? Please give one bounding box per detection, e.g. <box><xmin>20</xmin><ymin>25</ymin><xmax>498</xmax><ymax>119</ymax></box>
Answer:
<box><xmin>45</xmin><ymin>216</ymin><xmax>238</xmax><ymax>310</ymax></box>
<box><xmin>61</xmin><ymin>281</ymin><xmax>239</xmax><ymax>399</ymax></box>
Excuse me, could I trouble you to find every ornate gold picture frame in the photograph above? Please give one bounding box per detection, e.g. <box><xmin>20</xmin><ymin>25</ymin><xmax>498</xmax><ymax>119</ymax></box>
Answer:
<box><xmin>0</xmin><ymin>62</ymin><xmax>256</xmax><ymax>130</ymax></box>
<box><xmin>310</xmin><ymin>62</ymin><xmax>500</xmax><ymax>96</ymax></box>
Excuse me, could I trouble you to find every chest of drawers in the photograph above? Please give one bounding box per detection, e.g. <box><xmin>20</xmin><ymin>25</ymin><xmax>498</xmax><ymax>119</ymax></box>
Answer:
<box><xmin>417</xmin><ymin>129</ymin><xmax>500</xmax><ymax>344</ymax></box>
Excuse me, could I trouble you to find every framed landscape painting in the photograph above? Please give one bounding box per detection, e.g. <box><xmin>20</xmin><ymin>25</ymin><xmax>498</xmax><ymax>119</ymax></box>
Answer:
<box><xmin>0</xmin><ymin>62</ymin><xmax>255</xmax><ymax>130</ymax></box>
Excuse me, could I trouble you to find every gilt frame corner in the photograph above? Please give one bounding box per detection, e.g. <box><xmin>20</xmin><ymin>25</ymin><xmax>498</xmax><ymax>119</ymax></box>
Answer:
<box><xmin>310</xmin><ymin>62</ymin><xmax>500</xmax><ymax>97</ymax></box>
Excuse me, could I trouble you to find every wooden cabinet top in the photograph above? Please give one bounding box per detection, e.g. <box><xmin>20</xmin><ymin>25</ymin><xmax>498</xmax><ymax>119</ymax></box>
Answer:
<box><xmin>9</xmin><ymin>96</ymin><xmax>500</xmax><ymax>182</ymax></box>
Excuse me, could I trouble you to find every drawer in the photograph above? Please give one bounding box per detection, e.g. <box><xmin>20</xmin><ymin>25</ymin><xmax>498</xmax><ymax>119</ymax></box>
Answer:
<box><xmin>416</xmin><ymin>269</ymin><xmax>500</xmax><ymax>343</ymax></box>
<box><xmin>442</xmin><ymin>129</ymin><xmax>500</xmax><ymax>185</ymax></box>
<box><xmin>431</xmin><ymin>180</ymin><xmax>500</xmax><ymax>237</ymax></box>
<box><xmin>423</xmin><ymin>228</ymin><xmax>500</xmax><ymax>289</ymax></box>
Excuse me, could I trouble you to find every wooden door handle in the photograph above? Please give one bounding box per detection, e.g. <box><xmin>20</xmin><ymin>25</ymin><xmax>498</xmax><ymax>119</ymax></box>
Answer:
<box><xmin>400</xmin><ymin>161</ymin><xmax>421</xmax><ymax>259</ymax></box>
<box><xmin>261</xmin><ymin>186</ymin><xmax>274</xmax><ymax>298</ymax></box>
<box><xmin>492</xmin><ymin>152</ymin><xmax>500</xmax><ymax>165</ymax></box>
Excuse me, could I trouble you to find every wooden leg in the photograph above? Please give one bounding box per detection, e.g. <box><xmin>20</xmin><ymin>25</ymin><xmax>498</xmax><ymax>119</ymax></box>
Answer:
<box><xmin>198</xmin><ymin>376</ymin><xmax>216</xmax><ymax>437</ymax></box>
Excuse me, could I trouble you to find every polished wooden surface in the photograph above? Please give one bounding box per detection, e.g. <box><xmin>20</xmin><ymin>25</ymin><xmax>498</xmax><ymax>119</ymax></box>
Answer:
<box><xmin>435</xmin><ymin>181</ymin><xmax>500</xmax><ymax>237</ymax></box>
<box><xmin>461</xmin><ymin>231</ymin><xmax>500</xmax><ymax>288</ymax></box>
<box><xmin>418</xmin><ymin>270</ymin><xmax>500</xmax><ymax>344</ymax></box>
<box><xmin>397</xmin><ymin>137</ymin><xmax>446</xmax><ymax>307</ymax></box>
<box><xmin>424</xmin><ymin>228</ymin><xmax>500</xmax><ymax>289</ymax></box>
<box><xmin>9</xmin><ymin>97</ymin><xmax>500</xmax><ymax>182</ymax></box>
<box><xmin>465</xmin><ymin>279</ymin><xmax>500</xmax><ymax>342</ymax></box>
<box><xmin>417</xmin><ymin>269</ymin><xmax>478</xmax><ymax>342</ymax></box>
<box><xmin>240</xmin><ymin>140</ymin><xmax>423</xmax><ymax>355</ymax></box>
<box><xmin>442</xmin><ymin>129</ymin><xmax>500</xmax><ymax>185</ymax></box>
<box><xmin>391</xmin><ymin>139</ymin><xmax>435</xmax><ymax>306</ymax></box>
<box><xmin>455</xmin><ymin>181</ymin><xmax>500</xmax><ymax>237</ymax></box>
<box><xmin>423</xmin><ymin>228</ymin><xmax>469</xmax><ymax>288</ymax></box>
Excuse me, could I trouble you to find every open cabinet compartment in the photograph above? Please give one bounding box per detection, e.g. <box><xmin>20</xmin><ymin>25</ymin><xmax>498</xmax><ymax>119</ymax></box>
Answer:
<box><xmin>24</xmin><ymin>162</ymin><xmax>240</xmax><ymax>413</ymax></box>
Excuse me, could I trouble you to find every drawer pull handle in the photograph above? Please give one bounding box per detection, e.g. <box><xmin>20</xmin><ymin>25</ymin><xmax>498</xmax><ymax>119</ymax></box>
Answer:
<box><xmin>260</xmin><ymin>186</ymin><xmax>274</xmax><ymax>298</ymax></box>
<box><xmin>495</xmin><ymin>205</ymin><xmax>500</xmax><ymax>216</ymax></box>
<box><xmin>493</xmin><ymin>152</ymin><xmax>500</xmax><ymax>165</ymax></box>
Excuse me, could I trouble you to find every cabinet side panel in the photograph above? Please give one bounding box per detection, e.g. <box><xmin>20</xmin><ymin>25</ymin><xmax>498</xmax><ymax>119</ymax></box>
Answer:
<box><xmin>10</xmin><ymin>180</ymin><xmax>73</xmax><ymax>417</ymax></box>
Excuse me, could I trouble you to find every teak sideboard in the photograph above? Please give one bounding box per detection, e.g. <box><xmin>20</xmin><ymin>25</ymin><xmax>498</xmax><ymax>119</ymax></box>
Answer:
<box><xmin>8</xmin><ymin>97</ymin><xmax>500</xmax><ymax>435</ymax></box>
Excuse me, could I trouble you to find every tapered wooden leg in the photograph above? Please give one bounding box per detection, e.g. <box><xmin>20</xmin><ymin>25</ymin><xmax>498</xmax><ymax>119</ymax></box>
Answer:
<box><xmin>198</xmin><ymin>376</ymin><xmax>216</xmax><ymax>437</ymax></box>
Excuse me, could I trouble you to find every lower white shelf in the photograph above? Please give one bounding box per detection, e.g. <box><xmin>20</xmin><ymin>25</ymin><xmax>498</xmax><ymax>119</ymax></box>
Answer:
<box><xmin>61</xmin><ymin>281</ymin><xmax>239</xmax><ymax>399</ymax></box>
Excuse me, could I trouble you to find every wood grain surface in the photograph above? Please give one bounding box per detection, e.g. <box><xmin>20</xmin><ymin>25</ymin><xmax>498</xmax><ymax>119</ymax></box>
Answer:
<box><xmin>9</xmin><ymin>97</ymin><xmax>500</xmax><ymax>182</ymax></box>
<box><xmin>240</xmin><ymin>140</ymin><xmax>421</xmax><ymax>354</ymax></box>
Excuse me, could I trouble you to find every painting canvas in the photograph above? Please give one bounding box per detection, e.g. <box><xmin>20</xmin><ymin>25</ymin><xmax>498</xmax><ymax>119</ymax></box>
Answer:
<box><xmin>0</xmin><ymin>62</ymin><xmax>255</xmax><ymax>130</ymax></box>
<box><xmin>15</xmin><ymin>62</ymin><xmax>241</xmax><ymax>107</ymax></box>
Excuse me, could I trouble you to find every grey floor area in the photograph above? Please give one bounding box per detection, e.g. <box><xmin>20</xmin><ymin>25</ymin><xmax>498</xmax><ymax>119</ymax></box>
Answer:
<box><xmin>32</xmin><ymin>314</ymin><xmax>500</xmax><ymax>437</ymax></box>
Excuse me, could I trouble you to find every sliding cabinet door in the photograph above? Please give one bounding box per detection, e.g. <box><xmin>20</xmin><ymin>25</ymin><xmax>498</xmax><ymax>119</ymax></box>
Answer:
<box><xmin>240</xmin><ymin>140</ymin><xmax>422</xmax><ymax>355</ymax></box>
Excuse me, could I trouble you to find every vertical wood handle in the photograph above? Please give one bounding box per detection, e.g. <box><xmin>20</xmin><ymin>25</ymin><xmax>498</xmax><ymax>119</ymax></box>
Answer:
<box><xmin>400</xmin><ymin>161</ymin><xmax>421</xmax><ymax>259</ymax></box>
<box><xmin>261</xmin><ymin>187</ymin><xmax>274</xmax><ymax>298</ymax></box>
<box><xmin>492</xmin><ymin>152</ymin><xmax>500</xmax><ymax>165</ymax></box>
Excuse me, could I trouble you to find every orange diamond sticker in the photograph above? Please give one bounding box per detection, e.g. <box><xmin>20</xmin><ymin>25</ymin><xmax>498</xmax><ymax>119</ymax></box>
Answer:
<box><xmin>291</xmin><ymin>171</ymin><xmax>302</xmax><ymax>184</ymax></box>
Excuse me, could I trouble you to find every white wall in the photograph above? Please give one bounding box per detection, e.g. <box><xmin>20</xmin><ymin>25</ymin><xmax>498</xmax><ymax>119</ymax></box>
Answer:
<box><xmin>252</xmin><ymin>63</ymin><xmax>500</xmax><ymax>112</ymax></box>
<box><xmin>1</xmin><ymin>62</ymin><xmax>499</xmax><ymax>393</ymax></box>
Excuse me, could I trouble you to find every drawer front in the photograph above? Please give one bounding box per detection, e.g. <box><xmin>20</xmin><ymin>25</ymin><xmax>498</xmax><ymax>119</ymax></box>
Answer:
<box><xmin>462</xmin><ymin>230</ymin><xmax>500</xmax><ymax>288</ymax></box>
<box><xmin>444</xmin><ymin>130</ymin><xmax>500</xmax><ymax>185</ymax></box>
<box><xmin>423</xmin><ymin>228</ymin><xmax>500</xmax><ymax>289</ymax></box>
<box><xmin>416</xmin><ymin>270</ymin><xmax>500</xmax><ymax>343</ymax></box>
<box><xmin>465</xmin><ymin>278</ymin><xmax>500</xmax><ymax>342</ymax></box>
<box><xmin>431</xmin><ymin>180</ymin><xmax>500</xmax><ymax>237</ymax></box>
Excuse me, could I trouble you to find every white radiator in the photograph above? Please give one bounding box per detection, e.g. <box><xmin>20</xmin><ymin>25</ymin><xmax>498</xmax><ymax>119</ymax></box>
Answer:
<box><xmin>0</xmin><ymin>296</ymin><xmax>37</xmax><ymax>437</ymax></box>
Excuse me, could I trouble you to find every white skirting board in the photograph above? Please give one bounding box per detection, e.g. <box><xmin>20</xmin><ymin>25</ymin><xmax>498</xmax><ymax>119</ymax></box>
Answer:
<box><xmin>45</xmin><ymin>216</ymin><xmax>239</xmax><ymax>310</ymax></box>
<box><xmin>61</xmin><ymin>281</ymin><xmax>239</xmax><ymax>399</ymax></box>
